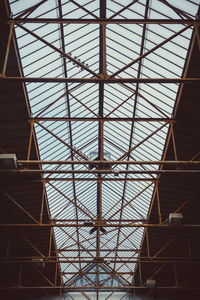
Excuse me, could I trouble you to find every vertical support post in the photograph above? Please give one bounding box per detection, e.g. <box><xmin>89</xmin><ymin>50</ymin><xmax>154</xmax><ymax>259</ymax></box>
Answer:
<box><xmin>40</xmin><ymin>183</ymin><xmax>46</xmax><ymax>223</ymax></box>
<box><xmin>2</xmin><ymin>22</ymin><xmax>14</xmax><ymax>76</ymax></box>
<box><xmin>60</xmin><ymin>275</ymin><xmax>63</xmax><ymax>300</ymax></box>
<box><xmin>156</xmin><ymin>183</ymin><xmax>162</xmax><ymax>224</ymax></box>
<box><xmin>49</xmin><ymin>227</ymin><xmax>53</xmax><ymax>258</ymax></box>
<box><xmin>96</xmin><ymin>0</ymin><xmax>106</xmax><ymax>292</ymax></box>
<box><xmin>27</xmin><ymin>121</ymin><xmax>34</xmax><ymax>160</ymax></box>
<box><xmin>194</xmin><ymin>23</ymin><xmax>200</xmax><ymax>52</ymax></box>
<box><xmin>99</xmin><ymin>120</ymin><xmax>104</xmax><ymax>162</ymax></box>
<box><xmin>55</xmin><ymin>262</ymin><xmax>58</xmax><ymax>287</ymax></box>
<box><xmin>146</xmin><ymin>228</ymin><xmax>150</xmax><ymax>258</ymax></box>
<box><xmin>57</xmin><ymin>0</ymin><xmax>82</xmax><ymax>276</ymax></box>
<box><xmin>171</xmin><ymin>124</ymin><xmax>178</xmax><ymax>161</ymax></box>
<box><xmin>174</xmin><ymin>264</ymin><xmax>178</xmax><ymax>287</ymax></box>
<box><xmin>139</xmin><ymin>263</ymin><xmax>142</xmax><ymax>286</ymax></box>
<box><xmin>101</xmin><ymin>23</ymin><xmax>107</xmax><ymax>75</ymax></box>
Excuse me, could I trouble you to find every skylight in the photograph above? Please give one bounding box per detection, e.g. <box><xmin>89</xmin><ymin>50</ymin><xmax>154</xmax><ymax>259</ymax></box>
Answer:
<box><xmin>8</xmin><ymin>0</ymin><xmax>200</xmax><ymax>298</ymax></box>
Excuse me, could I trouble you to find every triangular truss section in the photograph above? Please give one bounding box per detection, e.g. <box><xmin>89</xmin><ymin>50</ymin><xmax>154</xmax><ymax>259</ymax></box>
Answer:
<box><xmin>65</xmin><ymin>262</ymin><xmax>130</xmax><ymax>289</ymax></box>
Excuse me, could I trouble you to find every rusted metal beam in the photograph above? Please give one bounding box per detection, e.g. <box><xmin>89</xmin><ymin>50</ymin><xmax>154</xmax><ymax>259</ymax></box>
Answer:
<box><xmin>42</xmin><ymin>178</ymin><xmax>157</xmax><ymax>182</ymax></box>
<box><xmin>105</xmin><ymin>183</ymin><xmax>153</xmax><ymax>220</ymax></box>
<box><xmin>18</xmin><ymin>160</ymin><xmax>200</xmax><ymax>165</ymax></box>
<box><xmin>57</xmin><ymin>0</ymin><xmax>82</xmax><ymax>275</ymax></box>
<box><xmin>68</xmin><ymin>91</ymin><xmax>99</xmax><ymax>117</ymax></box>
<box><xmin>59</xmin><ymin>227</ymin><xmax>95</xmax><ymax>259</ymax></box>
<box><xmin>23</xmin><ymin>237</ymin><xmax>46</xmax><ymax>259</ymax></box>
<box><xmin>62</xmin><ymin>272</ymin><xmax>134</xmax><ymax>275</ymax></box>
<box><xmin>1</xmin><ymin>223</ymin><xmax>200</xmax><ymax>228</ymax></box>
<box><xmin>152</xmin><ymin>237</ymin><xmax>176</xmax><ymax>259</ymax></box>
<box><xmin>48</xmin><ymin>182</ymin><xmax>95</xmax><ymax>220</ymax></box>
<box><xmin>105</xmin><ymin>274</ymin><xmax>133</xmax><ymax>300</ymax></box>
<box><xmin>35</xmin><ymin>121</ymin><xmax>88</xmax><ymax>161</ymax></box>
<box><xmin>57</xmin><ymin>249</ymin><xmax>140</xmax><ymax>252</ymax></box>
<box><xmin>15</xmin><ymin>22</ymin><xmax>100</xmax><ymax>78</ymax></box>
<box><xmin>63</xmin><ymin>274</ymin><xmax>91</xmax><ymax>299</ymax></box>
<box><xmin>161</xmin><ymin>0</ymin><xmax>194</xmax><ymax>20</ymax></box>
<box><xmin>156</xmin><ymin>183</ymin><xmax>162</xmax><ymax>224</ymax></box>
<box><xmin>4</xmin><ymin>193</ymin><xmax>39</xmax><ymax>224</ymax></box>
<box><xmin>1</xmin><ymin>76</ymin><xmax>200</xmax><ymax>83</ymax></box>
<box><xmin>69</xmin><ymin>0</ymin><xmax>99</xmax><ymax>19</ymax></box>
<box><xmin>1</xmin><ymin>257</ymin><xmax>200</xmax><ymax>264</ymax></box>
<box><xmin>111</xmin><ymin>0</ymin><xmax>150</xmax><ymax>270</ymax></box>
<box><xmin>2</xmin><ymin>22</ymin><xmax>14</xmax><ymax>76</ymax></box>
<box><xmin>60</xmin><ymin>227</ymin><xmax>117</xmax><ymax>250</ymax></box>
<box><xmin>117</xmin><ymin>122</ymin><xmax>168</xmax><ymax>161</ymax></box>
<box><xmin>33</xmin><ymin>265</ymin><xmax>55</xmax><ymax>287</ymax></box>
<box><xmin>4</xmin><ymin>169</ymin><xmax>200</xmax><ymax>175</ymax></box>
<box><xmin>171</xmin><ymin>124</ymin><xmax>178</xmax><ymax>160</ymax></box>
<box><xmin>105</xmin><ymin>92</ymin><xmax>136</xmax><ymax>117</ymax></box>
<box><xmin>110</xmin><ymin>24</ymin><xmax>192</xmax><ymax>78</ymax></box>
<box><xmin>194</xmin><ymin>23</ymin><xmax>200</xmax><ymax>52</ymax></box>
<box><xmin>15</xmin><ymin>0</ymin><xmax>47</xmax><ymax>18</ymax></box>
<box><xmin>7</xmin><ymin>18</ymin><xmax>200</xmax><ymax>24</ymax></box>
<box><xmin>40</xmin><ymin>184</ymin><xmax>46</xmax><ymax>223</ymax></box>
<box><xmin>108</xmin><ymin>0</ymin><xmax>139</xmax><ymax>19</ymax></box>
<box><xmin>3</xmin><ymin>255</ymin><xmax>198</xmax><ymax>261</ymax></box>
<box><xmin>29</xmin><ymin>117</ymin><xmax>174</xmax><ymax>122</ymax></box>
<box><xmin>27</xmin><ymin>121</ymin><xmax>34</xmax><ymax>160</ymax></box>
<box><xmin>51</xmin><ymin>219</ymin><xmax>143</xmax><ymax>223</ymax></box>
<box><xmin>1</xmin><ymin>286</ymin><xmax>200</xmax><ymax>290</ymax></box>
<box><xmin>146</xmin><ymin>228</ymin><xmax>150</xmax><ymax>258</ymax></box>
<box><xmin>134</xmin><ymin>28</ymin><xmax>198</xmax><ymax>285</ymax></box>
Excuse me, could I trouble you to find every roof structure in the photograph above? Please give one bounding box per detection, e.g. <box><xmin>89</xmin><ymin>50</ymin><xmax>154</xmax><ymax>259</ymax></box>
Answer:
<box><xmin>0</xmin><ymin>0</ymin><xmax>200</xmax><ymax>299</ymax></box>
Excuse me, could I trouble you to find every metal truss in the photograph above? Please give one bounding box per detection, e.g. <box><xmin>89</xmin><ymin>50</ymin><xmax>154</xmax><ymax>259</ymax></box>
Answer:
<box><xmin>1</xmin><ymin>0</ymin><xmax>200</xmax><ymax>299</ymax></box>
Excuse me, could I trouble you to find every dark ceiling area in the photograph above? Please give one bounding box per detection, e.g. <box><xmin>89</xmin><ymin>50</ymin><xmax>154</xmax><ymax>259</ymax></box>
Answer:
<box><xmin>135</xmin><ymin>35</ymin><xmax>200</xmax><ymax>299</ymax></box>
<box><xmin>0</xmin><ymin>2</ymin><xmax>60</xmax><ymax>299</ymax></box>
<box><xmin>0</xmin><ymin>0</ymin><xmax>200</xmax><ymax>299</ymax></box>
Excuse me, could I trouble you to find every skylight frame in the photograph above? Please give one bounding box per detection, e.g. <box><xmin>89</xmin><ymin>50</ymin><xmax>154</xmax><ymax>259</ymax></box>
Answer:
<box><xmin>7</xmin><ymin>0</ymin><xmax>200</xmax><ymax>298</ymax></box>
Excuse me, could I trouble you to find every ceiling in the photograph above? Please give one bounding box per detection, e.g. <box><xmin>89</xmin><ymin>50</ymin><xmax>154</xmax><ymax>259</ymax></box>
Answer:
<box><xmin>0</xmin><ymin>0</ymin><xmax>200</xmax><ymax>299</ymax></box>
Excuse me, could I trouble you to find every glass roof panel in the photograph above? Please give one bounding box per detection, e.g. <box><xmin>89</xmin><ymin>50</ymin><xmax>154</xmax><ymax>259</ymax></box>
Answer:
<box><xmin>8</xmin><ymin>0</ymin><xmax>200</xmax><ymax>296</ymax></box>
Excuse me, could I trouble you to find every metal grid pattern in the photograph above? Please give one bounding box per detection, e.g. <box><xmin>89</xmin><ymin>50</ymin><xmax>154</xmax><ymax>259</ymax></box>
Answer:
<box><xmin>4</xmin><ymin>0</ymin><xmax>200</xmax><ymax>298</ymax></box>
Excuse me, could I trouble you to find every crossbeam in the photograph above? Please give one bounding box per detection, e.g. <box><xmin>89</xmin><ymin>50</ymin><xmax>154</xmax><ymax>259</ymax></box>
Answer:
<box><xmin>17</xmin><ymin>160</ymin><xmax>200</xmax><ymax>165</ymax></box>
<box><xmin>1</xmin><ymin>257</ymin><xmax>200</xmax><ymax>264</ymax></box>
<box><xmin>0</xmin><ymin>223</ymin><xmax>199</xmax><ymax>228</ymax></box>
<box><xmin>1</xmin><ymin>76</ymin><xmax>200</xmax><ymax>83</ymax></box>
<box><xmin>0</xmin><ymin>286</ymin><xmax>199</xmax><ymax>290</ymax></box>
<box><xmin>5</xmin><ymin>18</ymin><xmax>200</xmax><ymax>24</ymax></box>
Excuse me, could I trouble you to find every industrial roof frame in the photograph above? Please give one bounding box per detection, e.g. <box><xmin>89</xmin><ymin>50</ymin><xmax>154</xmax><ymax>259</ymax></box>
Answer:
<box><xmin>1</xmin><ymin>0</ymin><xmax>200</xmax><ymax>299</ymax></box>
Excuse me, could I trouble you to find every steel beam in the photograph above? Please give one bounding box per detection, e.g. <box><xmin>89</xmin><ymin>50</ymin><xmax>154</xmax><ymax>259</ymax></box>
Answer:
<box><xmin>0</xmin><ymin>286</ymin><xmax>200</xmax><ymax>290</ymax></box>
<box><xmin>0</xmin><ymin>223</ymin><xmax>200</xmax><ymax>228</ymax></box>
<box><xmin>1</xmin><ymin>257</ymin><xmax>200</xmax><ymax>264</ymax></box>
<box><xmin>29</xmin><ymin>117</ymin><xmax>174</xmax><ymax>122</ymax></box>
<box><xmin>18</xmin><ymin>160</ymin><xmax>200</xmax><ymax>165</ymax></box>
<box><xmin>110</xmin><ymin>24</ymin><xmax>192</xmax><ymax>78</ymax></box>
<box><xmin>6</xmin><ymin>18</ymin><xmax>200</xmax><ymax>24</ymax></box>
<box><xmin>42</xmin><ymin>178</ymin><xmax>157</xmax><ymax>182</ymax></box>
<box><xmin>1</xmin><ymin>76</ymin><xmax>200</xmax><ymax>83</ymax></box>
<box><xmin>4</xmin><ymin>169</ymin><xmax>200</xmax><ymax>174</ymax></box>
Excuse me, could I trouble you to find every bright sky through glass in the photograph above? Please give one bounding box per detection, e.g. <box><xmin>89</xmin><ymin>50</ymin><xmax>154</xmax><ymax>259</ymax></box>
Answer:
<box><xmin>8</xmin><ymin>0</ymin><xmax>200</xmax><ymax>298</ymax></box>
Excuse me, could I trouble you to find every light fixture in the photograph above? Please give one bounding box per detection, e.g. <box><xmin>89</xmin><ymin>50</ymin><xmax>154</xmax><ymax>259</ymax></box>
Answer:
<box><xmin>145</xmin><ymin>279</ymin><xmax>156</xmax><ymax>287</ymax></box>
<box><xmin>169</xmin><ymin>213</ymin><xmax>183</xmax><ymax>224</ymax></box>
<box><xmin>0</xmin><ymin>154</ymin><xmax>17</xmax><ymax>169</ymax></box>
<box><xmin>32</xmin><ymin>257</ymin><xmax>45</xmax><ymax>268</ymax></box>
